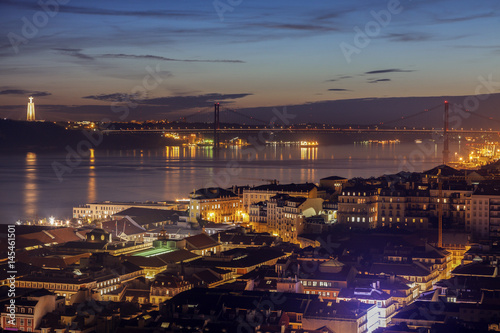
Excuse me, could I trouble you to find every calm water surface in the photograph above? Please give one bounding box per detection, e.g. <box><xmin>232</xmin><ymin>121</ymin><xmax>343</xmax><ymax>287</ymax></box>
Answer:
<box><xmin>0</xmin><ymin>142</ymin><xmax>454</xmax><ymax>223</ymax></box>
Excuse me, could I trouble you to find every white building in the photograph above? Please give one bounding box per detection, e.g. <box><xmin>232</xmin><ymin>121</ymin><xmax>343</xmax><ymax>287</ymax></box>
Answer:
<box><xmin>337</xmin><ymin>286</ymin><xmax>397</xmax><ymax>330</ymax></box>
<box><xmin>73</xmin><ymin>201</ymin><xmax>179</xmax><ymax>221</ymax></box>
<box><xmin>467</xmin><ymin>184</ymin><xmax>500</xmax><ymax>240</ymax></box>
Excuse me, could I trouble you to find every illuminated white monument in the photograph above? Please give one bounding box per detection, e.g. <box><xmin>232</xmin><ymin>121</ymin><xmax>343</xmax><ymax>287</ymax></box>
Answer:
<box><xmin>27</xmin><ymin>96</ymin><xmax>35</xmax><ymax>121</ymax></box>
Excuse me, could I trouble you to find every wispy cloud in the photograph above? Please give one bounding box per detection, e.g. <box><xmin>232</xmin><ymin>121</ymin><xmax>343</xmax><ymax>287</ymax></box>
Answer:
<box><xmin>436</xmin><ymin>12</ymin><xmax>494</xmax><ymax>23</ymax></box>
<box><xmin>53</xmin><ymin>49</ymin><xmax>244</xmax><ymax>64</ymax></box>
<box><xmin>3</xmin><ymin>1</ymin><xmax>203</xmax><ymax>19</ymax></box>
<box><xmin>82</xmin><ymin>93</ymin><xmax>252</xmax><ymax>109</ymax></box>
<box><xmin>99</xmin><ymin>53</ymin><xmax>245</xmax><ymax>63</ymax></box>
<box><xmin>244</xmin><ymin>21</ymin><xmax>340</xmax><ymax>34</ymax></box>
<box><xmin>0</xmin><ymin>89</ymin><xmax>51</xmax><ymax>97</ymax></box>
<box><xmin>368</xmin><ymin>79</ymin><xmax>391</xmax><ymax>84</ymax></box>
<box><xmin>365</xmin><ymin>69</ymin><xmax>415</xmax><ymax>75</ymax></box>
<box><xmin>53</xmin><ymin>48</ymin><xmax>94</xmax><ymax>60</ymax></box>
<box><xmin>315</xmin><ymin>8</ymin><xmax>355</xmax><ymax>21</ymax></box>
<box><xmin>263</xmin><ymin>23</ymin><xmax>339</xmax><ymax>32</ymax></box>
<box><xmin>325</xmin><ymin>75</ymin><xmax>352</xmax><ymax>82</ymax></box>
<box><xmin>81</xmin><ymin>93</ymin><xmax>141</xmax><ymax>102</ymax></box>
<box><xmin>384</xmin><ymin>32</ymin><xmax>468</xmax><ymax>42</ymax></box>
<box><xmin>385</xmin><ymin>32</ymin><xmax>434</xmax><ymax>42</ymax></box>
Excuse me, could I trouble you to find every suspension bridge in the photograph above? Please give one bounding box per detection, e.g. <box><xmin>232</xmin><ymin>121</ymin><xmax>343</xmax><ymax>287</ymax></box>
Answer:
<box><xmin>100</xmin><ymin>101</ymin><xmax>500</xmax><ymax>163</ymax></box>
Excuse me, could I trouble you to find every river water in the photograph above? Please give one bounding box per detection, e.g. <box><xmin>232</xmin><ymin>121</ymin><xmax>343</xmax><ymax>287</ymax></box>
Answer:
<box><xmin>0</xmin><ymin>141</ymin><xmax>453</xmax><ymax>223</ymax></box>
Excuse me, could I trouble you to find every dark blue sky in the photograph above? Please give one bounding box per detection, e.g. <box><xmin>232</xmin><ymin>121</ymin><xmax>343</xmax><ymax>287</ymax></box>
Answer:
<box><xmin>0</xmin><ymin>0</ymin><xmax>499</xmax><ymax>124</ymax></box>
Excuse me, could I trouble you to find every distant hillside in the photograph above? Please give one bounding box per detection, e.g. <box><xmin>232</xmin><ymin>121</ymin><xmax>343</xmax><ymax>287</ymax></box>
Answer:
<box><xmin>0</xmin><ymin>120</ymin><xmax>178</xmax><ymax>151</ymax></box>
<box><xmin>231</xmin><ymin>93</ymin><xmax>500</xmax><ymax>129</ymax></box>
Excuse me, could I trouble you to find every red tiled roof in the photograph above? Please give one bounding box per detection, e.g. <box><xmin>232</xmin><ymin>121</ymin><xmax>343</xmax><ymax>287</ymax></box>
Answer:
<box><xmin>16</xmin><ymin>227</ymin><xmax>84</xmax><ymax>249</ymax></box>
<box><xmin>185</xmin><ymin>233</ymin><xmax>219</xmax><ymax>250</ymax></box>
<box><xmin>101</xmin><ymin>218</ymin><xmax>146</xmax><ymax>237</ymax></box>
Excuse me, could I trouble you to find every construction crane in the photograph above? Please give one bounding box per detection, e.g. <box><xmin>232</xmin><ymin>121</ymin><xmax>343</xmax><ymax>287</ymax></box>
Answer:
<box><xmin>437</xmin><ymin>169</ymin><xmax>443</xmax><ymax>248</ymax></box>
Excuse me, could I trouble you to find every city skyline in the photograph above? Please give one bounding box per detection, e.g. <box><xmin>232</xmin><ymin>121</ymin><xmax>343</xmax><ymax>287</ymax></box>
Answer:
<box><xmin>1</xmin><ymin>0</ymin><xmax>499</xmax><ymax>123</ymax></box>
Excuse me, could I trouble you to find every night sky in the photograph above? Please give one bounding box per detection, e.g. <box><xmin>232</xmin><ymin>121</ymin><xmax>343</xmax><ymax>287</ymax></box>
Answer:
<box><xmin>1</xmin><ymin>0</ymin><xmax>499</xmax><ymax>124</ymax></box>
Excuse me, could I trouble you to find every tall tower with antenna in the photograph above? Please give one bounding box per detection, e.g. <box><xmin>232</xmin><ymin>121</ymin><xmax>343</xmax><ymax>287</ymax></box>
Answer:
<box><xmin>27</xmin><ymin>96</ymin><xmax>36</xmax><ymax>121</ymax></box>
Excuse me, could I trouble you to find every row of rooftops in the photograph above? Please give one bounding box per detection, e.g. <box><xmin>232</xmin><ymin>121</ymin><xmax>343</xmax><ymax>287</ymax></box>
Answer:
<box><xmin>167</xmin><ymin>287</ymin><xmax>372</xmax><ymax>320</ymax></box>
<box><xmin>185</xmin><ymin>163</ymin><xmax>500</xmax><ymax>204</ymax></box>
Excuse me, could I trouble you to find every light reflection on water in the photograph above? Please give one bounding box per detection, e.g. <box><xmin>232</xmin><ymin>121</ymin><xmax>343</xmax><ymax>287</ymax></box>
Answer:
<box><xmin>0</xmin><ymin>142</ymin><xmax>449</xmax><ymax>222</ymax></box>
<box><xmin>23</xmin><ymin>152</ymin><xmax>38</xmax><ymax>218</ymax></box>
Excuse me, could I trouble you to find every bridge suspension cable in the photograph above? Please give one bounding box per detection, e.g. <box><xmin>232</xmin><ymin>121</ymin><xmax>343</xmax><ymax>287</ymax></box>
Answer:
<box><xmin>178</xmin><ymin>107</ymin><xmax>213</xmax><ymax>122</ymax></box>
<box><xmin>220</xmin><ymin>108</ymin><xmax>270</xmax><ymax>125</ymax></box>
<box><xmin>464</xmin><ymin>110</ymin><xmax>500</xmax><ymax>124</ymax></box>
<box><xmin>369</xmin><ymin>103</ymin><xmax>443</xmax><ymax>127</ymax></box>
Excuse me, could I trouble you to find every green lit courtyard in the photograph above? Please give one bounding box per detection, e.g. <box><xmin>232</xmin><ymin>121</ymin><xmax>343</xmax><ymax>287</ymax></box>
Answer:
<box><xmin>132</xmin><ymin>247</ymin><xmax>176</xmax><ymax>257</ymax></box>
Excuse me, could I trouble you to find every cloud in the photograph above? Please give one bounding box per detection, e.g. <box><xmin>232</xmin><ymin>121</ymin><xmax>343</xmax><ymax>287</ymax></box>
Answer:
<box><xmin>0</xmin><ymin>89</ymin><xmax>51</xmax><ymax>97</ymax></box>
<box><xmin>265</xmin><ymin>23</ymin><xmax>338</xmax><ymax>32</ymax></box>
<box><xmin>82</xmin><ymin>93</ymin><xmax>253</xmax><ymax>109</ymax></box>
<box><xmin>385</xmin><ymin>32</ymin><xmax>434</xmax><ymax>42</ymax></box>
<box><xmin>54</xmin><ymin>49</ymin><xmax>244</xmax><ymax>64</ymax></box>
<box><xmin>365</xmin><ymin>69</ymin><xmax>415</xmax><ymax>75</ymax></box>
<box><xmin>325</xmin><ymin>75</ymin><xmax>352</xmax><ymax>82</ymax></box>
<box><xmin>53</xmin><ymin>48</ymin><xmax>94</xmax><ymax>60</ymax></box>
<box><xmin>99</xmin><ymin>53</ymin><xmax>245</xmax><ymax>63</ymax></box>
<box><xmin>436</xmin><ymin>12</ymin><xmax>494</xmax><ymax>23</ymax></box>
<box><xmin>82</xmin><ymin>93</ymin><xmax>140</xmax><ymax>102</ymax></box>
<box><xmin>315</xmin><ymin>8</ymin><xmax>355</xmax><ymax>21</ymax></box>
<box><xmin>328</xmin><ymin>88</ymin><xmax>351</xmax><ymax>91</ymax></box>
<box><xmin>244</xmin><ymin>21</ymin><xmax>339</xmax><ymax>34</ymax></box>
<box><xmin>384</xmin><ymin>32</ymin><xmax>468</xmax><ymax>43</ymax></box>
<box><xmin>3</xmin><ymin>1</ymin><xmax>202</xmax><ymax>19</ymax></box>
<box><xmin>368</xmin><ymin>79</ymin><xmax>391</xmax><ymax>84</ymax></box>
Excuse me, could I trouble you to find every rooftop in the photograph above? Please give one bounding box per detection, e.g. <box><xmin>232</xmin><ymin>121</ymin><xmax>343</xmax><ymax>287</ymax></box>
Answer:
<box><xmin>113</xmin><ymin>208</ymin><xmax>187</xmax><ymax>225</ymax></box>
<box><xmin>190</xmin><ymin>187</ymin><xmax>238</xmax><ymax>199</ymax></box>
<box><xmin>320</xmin><ymin>176</ymin><xmax>348</xmax><ymax>181</ymax></box>
<box><xmin>249</xmin><ymin>182</ymin><xmax>317</xmax><ymax>193</ymax></box>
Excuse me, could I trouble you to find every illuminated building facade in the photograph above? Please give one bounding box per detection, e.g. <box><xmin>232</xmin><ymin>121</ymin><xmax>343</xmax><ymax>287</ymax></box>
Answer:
<box><xmin>378</xmin><ymin>188</ymin><xmax>430</xmax><ymax>229</ymax></box>
<box><xmin>72</xmin><ymin>201</ymin><xmax>179</xmax><ymax>221</ymax></box>
<box><xmin>319</xmin><ymin>175</ymin><xmax>349</xmax><ymax>193</ymax></box>
<box><xmin>243</xmin><ymin>182</ymin><xmax>319</xmax><ymax>211</ymax></box>
<box><xmin>267</xmin><ymin>194</ymin><xmax>323</xmax><ymax>243</ymax></box>
<box><xmin>467</xmin><ymin>184</ymin><xmax>500</xmax><ymax>240</ymax></box>
<box><xmin>1</xmin><ymin>292</ymin><xmax>57</xmax><ymax>332</ymax></box>
<box><xmin>188</xmin><ymin>187</ymin><xmax>242</xmax><ymax>223</ymax></box>
<box><xmin>338</xmin><ymin>186</ymin><xmax>379</xmax><ymax>228</ymax></box>
<box><xmin>378</xmin><ymin>183</ymin><xmax>471</xmax><ymax>229</ymax></box>
<box><xmin>248</xmin><ymin>201</ymin><xmax>268</xmax><ymax>232</ymax></box>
